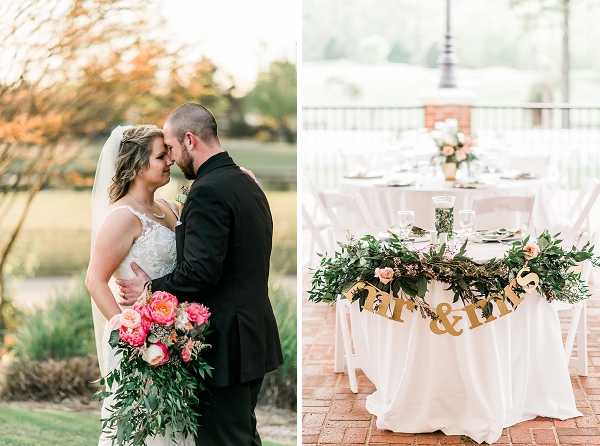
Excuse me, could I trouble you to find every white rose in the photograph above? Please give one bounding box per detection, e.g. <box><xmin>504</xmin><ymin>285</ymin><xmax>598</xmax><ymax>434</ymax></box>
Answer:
<box><xmin>142</xmin><ymin>343</ymin><xmax>167</xmax><ymax>366</ymax></box>
<box><xmin>175</xmin><ymin>311</ymin><xmax>190</xmax><ymax>331</ymax></box>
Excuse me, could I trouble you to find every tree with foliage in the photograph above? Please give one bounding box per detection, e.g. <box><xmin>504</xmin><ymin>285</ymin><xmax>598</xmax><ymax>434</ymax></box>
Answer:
<box><xmin>245</xmin><ymin>60</ymin><xmax>297</xmax><ymax>143</ymax></box>
<box><xmin>388</xmin><ymin>41</ymin><xmax>411</xmax><ymax>63</ymax></box>
<box><xmin>509</xmin><ymin>0</ymin><xmax>582</xmax><ymax>127</ymax></box>
<box><xmin>0</xmin><ymin>0</ymin><xmax>213</xmax><ymax>342</ymax></box>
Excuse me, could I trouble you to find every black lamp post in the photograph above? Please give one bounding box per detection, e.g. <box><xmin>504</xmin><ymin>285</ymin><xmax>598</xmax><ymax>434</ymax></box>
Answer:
<box><xmin>438</xmin><ymin>0</ymin><xmax>458</xmax><ymax>88</ymax></box>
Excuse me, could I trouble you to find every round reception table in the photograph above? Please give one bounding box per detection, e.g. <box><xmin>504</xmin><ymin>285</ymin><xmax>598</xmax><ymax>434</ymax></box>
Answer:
<box><xmin>340</xmin><ymin>172</ymin><xmax>556</xmax><ymax>230</ymax></box>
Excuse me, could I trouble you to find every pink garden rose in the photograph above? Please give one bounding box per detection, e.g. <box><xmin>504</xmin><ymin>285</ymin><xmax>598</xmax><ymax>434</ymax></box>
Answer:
<box><xmin>181</xmin><ymin>338</ymin><xmax>195</xmax><ymax>363</ymax></box>
<box><xmin>186</xmin><ymin>303</ymin><xmax>211</xmax><ymax>326</ymax></box>
<box><xmin>142</xmin><ymin>342</ymin><xmax>170</xmax><ymax>367</ymax></box>
<box><xmin>120</xmin><ymin>325</ymin><xmax>147</xmax><ymax>347</ymax></box>
<box><xmin>441</xmin><ymin>145</ymin><xmax>454</xmax><ymax>157</ymax></box>
<box><xmin>108</xmin><ymin>313</ymin><xmax>122</xmax><ymax>330</ymax></box>
<box><xmin>455</xmin><ymin>148</ymin><xmax>467</xmax><ymax>162</ymax></box>
<box><xmin>374</xmin><ymin>267</ymin><xmax>394</xmax><ymax>284</ymax></box>
<box><xmin>120</xmin><ymin>308</ymin><xmax>142</xmax><ymax>329</ymax></box>
<box><xmin>462</xmin><ymin>144</ymin><xmax>471</xmax><ymax>154</ymax></box>
<box><xmin>524</xmin><ymin>242</ymin><xmax>540</xmax><ymax>260</ymax></box>
<box><xmin>149</xmin><ymin>291</ymin><xmax>179</xmax><ymax>325</ymax></box>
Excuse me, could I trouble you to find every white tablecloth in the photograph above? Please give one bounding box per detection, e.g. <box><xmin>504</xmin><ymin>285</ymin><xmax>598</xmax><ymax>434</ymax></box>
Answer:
<box><xmin>349</xmin><ymin>279</ymin><xmax>581</xmax><ymax>444</ymax></box>
<box><xmin>340</xmin><ymin>173</ymin><xmax>555</xmax><ymax>230</ymax></box>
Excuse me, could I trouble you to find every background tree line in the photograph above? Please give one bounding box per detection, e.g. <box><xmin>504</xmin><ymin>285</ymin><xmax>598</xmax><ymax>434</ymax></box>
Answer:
<box><xmin>0</xmin><ymin>0</ymin><xmax>296</xmax><ymax>341</ymax></box>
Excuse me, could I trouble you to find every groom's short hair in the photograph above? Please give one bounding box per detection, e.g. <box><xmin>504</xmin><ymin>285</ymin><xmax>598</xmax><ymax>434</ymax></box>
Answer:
<box><xmin>165</xmin><ymin>103</ymin><xmax>219</xmax><ymax>144</ymax></box>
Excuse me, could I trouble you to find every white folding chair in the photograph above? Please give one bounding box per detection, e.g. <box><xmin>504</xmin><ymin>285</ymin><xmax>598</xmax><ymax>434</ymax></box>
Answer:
<box><xmin>472</xmin><ymin>195</ymin><xmax>535</xmax><ymax>230</ymax></box>
<box><xmin>553</xmin><ymin>230</ymin><xmax>597</xmax><ymax>376</ymax></box>
<box><xmin>319</xmin><ymin>192</ymin><xmax>376</xmax><ymax>231</ymax></box>
<box><xmin>557</xmin><ymin>177</ymin><xmax>600</xmax><ymax>232</ymax></box>
<box><xmin>302</xmin><ymin>175</ymin><xmax>332</xmax><ymax>267</ymax></box>
<box><xmin>548</xmin><ymin>149</ymin><xmax>578</xmax><ymax>203</ymax></box>
<box><xmin>329</xmin><ymin>226</ymin><xmax>387</xmax><ymax>393</ymax></box>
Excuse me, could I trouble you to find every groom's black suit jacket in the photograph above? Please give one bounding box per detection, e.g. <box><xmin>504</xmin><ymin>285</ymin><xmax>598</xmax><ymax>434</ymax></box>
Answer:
<box><xmin>152</xmin><ymin>152</ymin><xmax>283</xmax><ymax>387</ymax></box>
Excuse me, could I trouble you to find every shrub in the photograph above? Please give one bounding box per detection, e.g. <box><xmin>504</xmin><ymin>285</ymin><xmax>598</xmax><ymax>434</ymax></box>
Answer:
<box><xmin>0</xmin><ymin>273</ymin><xmax>100</xmax><ymax>401</ymax></box>
<box><xmin>0</xmin><ymin>355</ymin><xmax>100</xmax><ymax>401</ymax></box>
<box><xmin>259</xmin><ymin>277</ymin><xmax>297</xmax><ymax>410</ymax></box>
<box><xmin>14</xmin><ymin>273</ymin><xmax>96</xmax><ymax>361</ymax></box>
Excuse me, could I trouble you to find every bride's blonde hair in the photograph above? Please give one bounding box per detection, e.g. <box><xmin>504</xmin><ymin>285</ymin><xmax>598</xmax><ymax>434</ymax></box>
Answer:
<box><xmin>108</xmin><ymin>124</ymin><xmax>164</xmax><ymax>203</ymax></box>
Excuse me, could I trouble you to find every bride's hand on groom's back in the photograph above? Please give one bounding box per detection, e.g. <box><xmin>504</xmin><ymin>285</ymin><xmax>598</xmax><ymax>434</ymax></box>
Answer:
<box><xmin>115</xmin><ymin>263</ymin><xmax>150</xmax><ymax>306</ymax></box>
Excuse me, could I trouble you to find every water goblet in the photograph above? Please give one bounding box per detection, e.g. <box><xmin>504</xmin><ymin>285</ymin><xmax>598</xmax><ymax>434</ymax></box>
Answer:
<box><xmin>459</xmin><ymin>210</ymin><xmax>475</xmax><ymax>240</ymax></box>
<box><xmin>397</xmin><ymin>211</ymin><xmax>414</xmax><ymax>244</ymax></box>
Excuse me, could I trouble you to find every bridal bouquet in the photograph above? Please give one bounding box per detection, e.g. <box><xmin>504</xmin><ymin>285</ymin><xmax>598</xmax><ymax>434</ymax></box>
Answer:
<box><xmin>431</xmin><ymin>119</ymin><xmax>477</xmax><ymax>165</ymax></box>
<box><xmin>95</xmin><ymin>288</ymin><xmax>212</xmax><ymax>445</ymax></box>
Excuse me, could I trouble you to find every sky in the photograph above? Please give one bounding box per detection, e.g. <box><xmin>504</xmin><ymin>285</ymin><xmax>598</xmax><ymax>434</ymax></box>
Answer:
<box><xmin>160</xmin><ymin>0</ymin><xmax>297</xmax><ymax>91</ymax></box>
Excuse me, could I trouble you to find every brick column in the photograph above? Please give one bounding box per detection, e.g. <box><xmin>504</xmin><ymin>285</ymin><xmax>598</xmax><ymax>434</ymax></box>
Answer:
<box><xmin>420</xmin><ymin>88</ymin><xmax>477</xmax><ymax>135</ymax></box>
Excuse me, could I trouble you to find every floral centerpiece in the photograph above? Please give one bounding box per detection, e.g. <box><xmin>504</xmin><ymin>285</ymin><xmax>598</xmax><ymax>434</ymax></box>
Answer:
<box><xmin>95</xmin><ymin>288</ymin><xmax>212</xmax><ymax>445</ymax></box>
<box><xmin>431</xmin><ymin>119</ymin><xmax>477</xmax><ymax>180</ymax></box>
<box><xmin>309</xmin><ymin>231</ymin><xmax>598</xmax><ymax>320</ymax></box>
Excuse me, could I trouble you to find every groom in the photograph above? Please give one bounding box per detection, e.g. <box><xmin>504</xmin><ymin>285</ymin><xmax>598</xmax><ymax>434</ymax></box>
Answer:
<box><xmin>117</xmin><ymin>103</ymin><xmax>283</xmax><ymax>446</ymax></box>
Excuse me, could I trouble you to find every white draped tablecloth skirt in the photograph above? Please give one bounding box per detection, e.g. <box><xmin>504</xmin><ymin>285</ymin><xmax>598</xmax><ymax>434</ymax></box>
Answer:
<box><xmin>349</xmin><ymin>281</ymin><xmax>581</xmax><ymax>444</ymax></box>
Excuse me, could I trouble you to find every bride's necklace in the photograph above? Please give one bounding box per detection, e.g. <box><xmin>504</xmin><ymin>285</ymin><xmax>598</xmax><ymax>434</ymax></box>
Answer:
<box><xmin>131</xmin><ymin>194</ymin><xmax>165</xmax><ymax>219</ymax></box>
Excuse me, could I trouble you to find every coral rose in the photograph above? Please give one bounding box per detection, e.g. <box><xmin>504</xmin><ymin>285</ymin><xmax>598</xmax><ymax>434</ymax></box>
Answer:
<box><xmin>186</xmin><ymin>303</ymin><xmax>211</xmax><ymax>326</ymax></box>
<box><xmin>524</xmin><ymin>243</ymin><xmax>540</xmax><ymax>260</ymax></box>
<box><xmin>149</xmin><ymin>292</ymin><xmax>178</xmax><ymax>325</ymax></box>
<box><xmin>374</xmin><ymin>267</ymin><xmax>394</xmax><ymax>284</ymax></box>
<box><xmin>181</xmin><ymin>338</ymin><xmax>195</xmax><ymax>362</ymax></box>
<box><xmin>441</xmin><ymin>146</ymin><xmax>454</xmax><ymax>157</ymax></box>
<box><xmin>142</xmin><ymin>342</ymin><xmax>170</xmax><ymax>367</ymax></box>
<box><xmin>120</xmin><ymin>309</ymin><xmax>142</xmax><ymax>329</ymax></box>
<box><xmin>120</xmin><ymin>325</ymin><xmax>147</xmax><ymax>347</ymax></box>
<box><xmin>132</xmin><ymin>303</ymin><xmax>152</xmax><ymax>331</ymax></box>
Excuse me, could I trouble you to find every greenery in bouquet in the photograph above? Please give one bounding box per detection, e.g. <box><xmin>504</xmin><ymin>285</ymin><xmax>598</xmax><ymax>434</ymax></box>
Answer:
<box><xmin>94</xmin><ymin>290</ymin><xmax>213</xmax><ymax>446</ymax></box>
<box><xmin>308</xmin><ymin>230</ymin><xmax>599</xmax><ymax>319</ymax></box>
<box><xmin>431</xmin><ymin>119</ymin><xmax>477</xmax><ymax>166</ymax></box>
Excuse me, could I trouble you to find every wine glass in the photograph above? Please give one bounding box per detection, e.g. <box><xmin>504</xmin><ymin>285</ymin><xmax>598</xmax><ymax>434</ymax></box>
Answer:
<box><xmin>397</xmin><ymin>211</ymin><xmax>414</xmax><ymax>243</ymax></box>
<box><xmin>459</xmin><ymin>210</ymin><xmax>475</xmax><ymax>240</ymax></box>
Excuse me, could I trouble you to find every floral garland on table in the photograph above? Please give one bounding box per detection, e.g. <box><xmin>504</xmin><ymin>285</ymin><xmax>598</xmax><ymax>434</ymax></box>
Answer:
<box><xmin>309</xmin><ymin>231</ymin><xmax>599</xmax><ymax>335</ymax></box>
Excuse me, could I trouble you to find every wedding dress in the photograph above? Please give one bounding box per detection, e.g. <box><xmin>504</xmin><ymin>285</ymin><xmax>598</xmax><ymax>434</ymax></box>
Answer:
<box><xmin>98</xmin><ymin>200</ymin><xmax>195</xmax><ymax>446</ymax></box>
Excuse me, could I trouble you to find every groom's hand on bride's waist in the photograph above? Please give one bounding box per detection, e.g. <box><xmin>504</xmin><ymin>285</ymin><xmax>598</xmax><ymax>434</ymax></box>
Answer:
<box><xmin>115</xmin><ymin>263</ymin><xmax>151</xmax><ymax>306</ymax></box>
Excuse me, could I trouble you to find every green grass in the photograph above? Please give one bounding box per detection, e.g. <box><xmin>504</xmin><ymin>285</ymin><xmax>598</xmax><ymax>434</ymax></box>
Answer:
<box><xmin>0</xmin><ymin>406</ymin><xmax>293</xmax><ymax>446</ymax></box>
<box><xmin>7</xmin><ymin>189</ymin><xmax>296</xmax><ymax>276</ymax></box>
<box><xmin>0</xmin><ymin>406</ymin><xmax>100</xmax><ymax>446</ymax></box>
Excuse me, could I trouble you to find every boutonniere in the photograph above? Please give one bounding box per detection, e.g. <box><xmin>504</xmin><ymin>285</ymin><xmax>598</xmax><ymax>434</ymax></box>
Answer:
<box><xmin>175</xmin><ymin>185</ymin><xmax>189</xmax><ymax>208</ymax></box>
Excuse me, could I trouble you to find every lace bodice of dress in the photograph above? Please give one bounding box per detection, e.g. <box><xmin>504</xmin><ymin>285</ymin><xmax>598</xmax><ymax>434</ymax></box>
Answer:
<box><xmin>105</xmin><ymin>198</ymin><xmax>179</xmax><ymax>281</ymax></box>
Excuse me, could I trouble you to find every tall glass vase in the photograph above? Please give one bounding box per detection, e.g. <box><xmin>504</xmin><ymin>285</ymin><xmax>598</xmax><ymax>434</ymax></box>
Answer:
<box><xmin>432</xmin><ymin>196</ymin><xmax>456</xmax><ymax>237</ymax></box>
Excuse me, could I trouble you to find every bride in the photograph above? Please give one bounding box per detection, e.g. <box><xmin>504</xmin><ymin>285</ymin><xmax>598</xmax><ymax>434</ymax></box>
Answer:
<box><xmin>87</xmin><ymin>124</ymin><xmax>256</xmax><ymax>445</ymax></box>
<box><xmin>86</xmin><ymin>124</ymin><xmax>193</xmax><ymax>445</ymax></box>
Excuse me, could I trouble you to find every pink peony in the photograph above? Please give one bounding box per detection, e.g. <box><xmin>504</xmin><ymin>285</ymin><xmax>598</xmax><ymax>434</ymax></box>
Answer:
<box><xmin>186</xmin><ymin>303</ymin><xmax>211</xmax><ymax>326</ymax></box>
<box><xmin>142</xmin><ymin>342</ymin><xmax>170</xmax><ymax>367</ymax></box>
<box><xmin>120</xmin><ymin>308</ymin><xmax>142</xmax><ymax>329</ymax></box>
<box><xmin>524</xmin><ymin>243</ymin><xmax>540</xmax><ymax>260</ymax></box>
<box><xmin>441</xmin><ymin>145</ymin><xmax>454</xmax><ymax>157</ymax></box>
<box><xmin>149</xmin><ymin>291</ymin><xmax>179</xmax><ymax>325</ymax></box>
<box><xmin>374</xmin><ymin>267</ymin><xmax>394</xmax><ymax>284</ymax></box>
<box><xmin>120</xmin><ymin>325</ymin><xmax>147</xmax><ymax>347</ymax></box>
<box><xmin>455</xmin><ymin>148</ymin><xmax>467</xmax><ymax>162</ymax></box>
<box><xmin>181</xmin><ymin>338</ymin><xmax>195</xmax><ymax>362</ymax></box>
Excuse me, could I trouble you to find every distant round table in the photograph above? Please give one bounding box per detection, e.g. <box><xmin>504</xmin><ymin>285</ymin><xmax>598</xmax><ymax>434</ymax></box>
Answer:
<box><xmin>340</xmin><ymin>172</ymin><xmax>555</xmax><ymax>229</ymax></box>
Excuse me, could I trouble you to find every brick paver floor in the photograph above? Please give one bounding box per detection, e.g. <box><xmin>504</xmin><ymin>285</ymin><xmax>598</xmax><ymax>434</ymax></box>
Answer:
<box><xmin>302</xmin><ymin>272</ymin><xmax>600</xmax><ymax>445</ymax></box>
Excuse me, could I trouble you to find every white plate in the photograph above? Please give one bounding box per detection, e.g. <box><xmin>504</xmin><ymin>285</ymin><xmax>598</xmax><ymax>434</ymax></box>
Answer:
<box><xmin>344</xmin><ymin>172</ymin><xmax>384</xmax><ymax>179</ymax></box>
<box><xmin>374</xmin><ymin>180</ymin><xmax>414</xmax><ymax>187</ymax></box>
<box><xmin>452</xmin><ymin>181</ymin><xmax>496</xmax><ymax>189</ymax></box>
